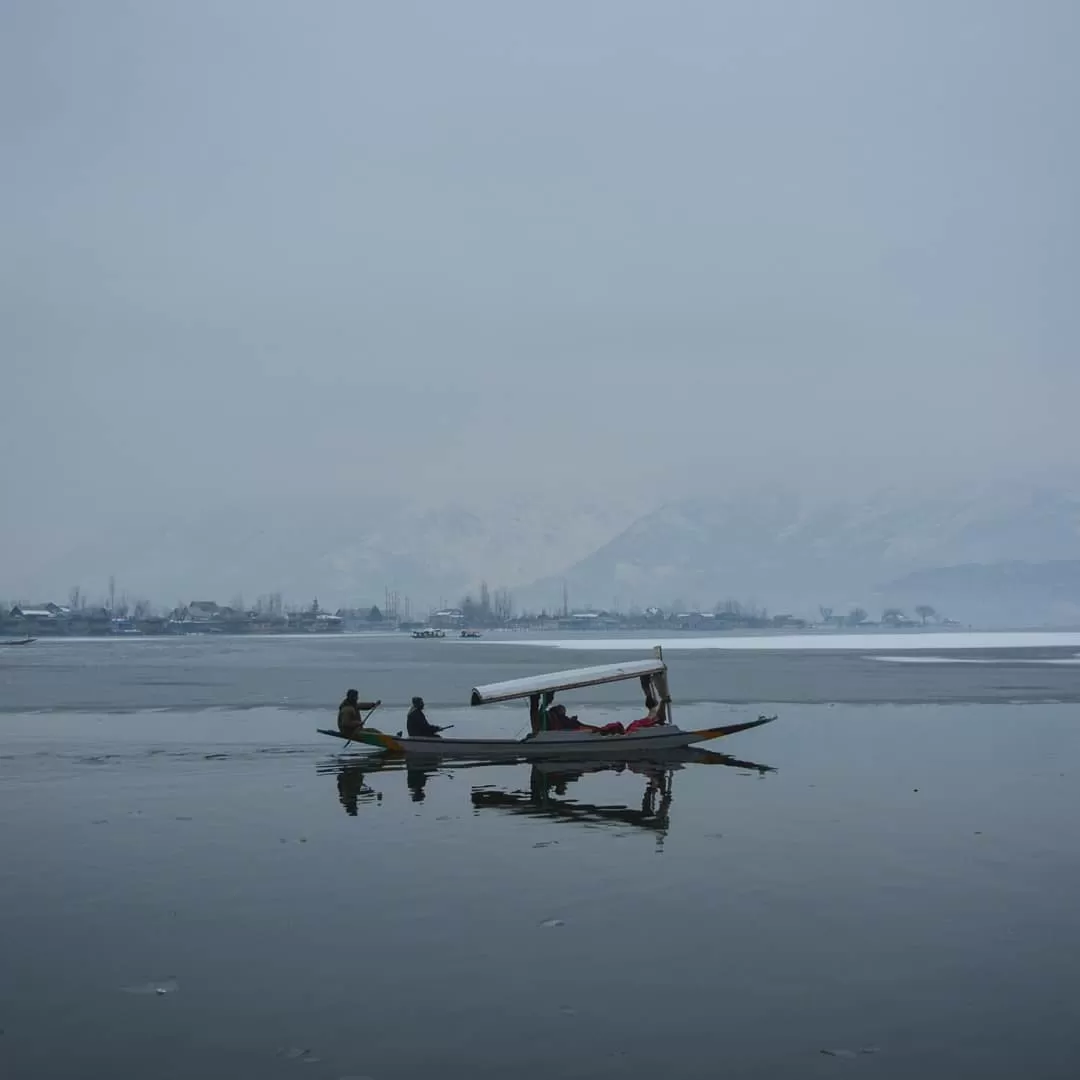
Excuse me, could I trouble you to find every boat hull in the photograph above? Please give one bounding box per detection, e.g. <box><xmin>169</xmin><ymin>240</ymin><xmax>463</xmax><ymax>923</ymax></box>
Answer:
<box><xmin>317</xmin><ymin>716</ymin><xmax>774</xmax><ymax>759</ymax></box>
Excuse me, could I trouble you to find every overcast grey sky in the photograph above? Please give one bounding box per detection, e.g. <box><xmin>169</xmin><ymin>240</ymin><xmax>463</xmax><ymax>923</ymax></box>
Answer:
<box><xmin>2</xmin><ymin>1</ymin><xmax>1077</xmax><ymax>581</ymax></box>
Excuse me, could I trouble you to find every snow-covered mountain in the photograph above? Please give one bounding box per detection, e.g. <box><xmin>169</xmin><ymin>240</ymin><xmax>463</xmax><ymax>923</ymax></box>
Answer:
<box><xmin>517</xmin><ymin>480</ymin><xmax>1080</xmax><ymax>618</ymax></box>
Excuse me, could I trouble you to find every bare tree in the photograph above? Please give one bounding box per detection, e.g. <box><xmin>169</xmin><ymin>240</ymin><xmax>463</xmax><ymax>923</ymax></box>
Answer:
<box><xmin>492</xmin><ymin>587</ymin><xmax>513</xmax><ymax>622</ymax></box>
<box><xmin>846</xmin><ymin>607</ymin><xmax>868</xmax><ymax>626</ymax></box>
<box><xmin>819</xmin><ymin>606</ymin><xmax>833</xmax><ymax>624</ymax></box>
<box><xmin>68</xmin><ymin>586</ymin><xmax>82</xmax><ymax>611</ymax></box>
<box><xmin>459</xmin><ymin>593</ymin><xmax>477</xmax><ymax>624</ymax></box>
<box><xmin>915</xmin><ymin>604</ymin><xmax>936</xmax><ymax>625</ymax></box>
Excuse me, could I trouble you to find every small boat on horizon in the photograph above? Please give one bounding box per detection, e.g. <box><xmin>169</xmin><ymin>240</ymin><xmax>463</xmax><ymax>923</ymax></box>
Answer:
<box><xmin>317</xmin><ymin>647</ymin><xmax>776</xmax><ymax>759</ymax></box>
<box><xmin>0</xmin><ymin>636</ymin><xmax>36</xmax><ymax>646</ymax></box>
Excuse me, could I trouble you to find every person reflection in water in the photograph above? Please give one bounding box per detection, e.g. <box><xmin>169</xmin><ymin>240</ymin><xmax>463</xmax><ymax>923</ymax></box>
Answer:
<box><xmin>336</xmin><ymin>763</ymin><xmax>381</xmax><ymax>816</ymax></box>
<box><xmin>531</xmin><ymin>766</ymin><xmax>583</xmax><ymax>801</ymax></box>
<box><xmin>407</xmin><ymin>767</ymin><xmax>430</xmax><ymax>802</ymax></box>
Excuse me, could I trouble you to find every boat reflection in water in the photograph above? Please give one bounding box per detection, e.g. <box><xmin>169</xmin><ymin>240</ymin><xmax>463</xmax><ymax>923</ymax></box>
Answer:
<box><xmin>318</xmin><ymin>748</ymin><xmax>775</xmax><ymax>837</ymax></box>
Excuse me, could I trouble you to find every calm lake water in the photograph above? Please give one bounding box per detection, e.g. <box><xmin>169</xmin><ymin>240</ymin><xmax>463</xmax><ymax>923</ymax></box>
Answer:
<box><xmin>2</xmin><ymin>635</ymin><xmax>1079</xmax><ymax>1078</ymax></box>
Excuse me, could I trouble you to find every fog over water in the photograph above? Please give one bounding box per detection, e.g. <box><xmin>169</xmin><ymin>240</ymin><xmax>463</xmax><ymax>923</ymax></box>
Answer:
<box><xmin>2</xmin><ymin>1</ymin><xmax>1078</xmax><ymax>602</ymax></box>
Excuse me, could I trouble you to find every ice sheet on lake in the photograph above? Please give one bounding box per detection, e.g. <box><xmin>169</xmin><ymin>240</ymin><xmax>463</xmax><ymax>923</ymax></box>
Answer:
<box><xmin>495</xmin><ymin>632</ymin><xmax>1080</xmax><ymax>652</ymax></box>
<box><xmin>871</xmin><ymin>653</ymin><xmax>1080</xmax><ymax>665</ymax></box>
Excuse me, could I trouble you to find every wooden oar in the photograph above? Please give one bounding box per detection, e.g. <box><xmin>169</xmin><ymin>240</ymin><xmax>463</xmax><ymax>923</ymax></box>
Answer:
<box><xmin>394</xmin><ymin>724</ymin><xmax>454</xmax><ymax>738</ymax></box>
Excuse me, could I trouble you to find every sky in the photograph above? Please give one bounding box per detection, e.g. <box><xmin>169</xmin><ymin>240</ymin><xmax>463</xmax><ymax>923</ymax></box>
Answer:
<box><xmin>2</xmin><ymin>1</ymin><xmax>1077</xmax><ymax>598</ymax></box>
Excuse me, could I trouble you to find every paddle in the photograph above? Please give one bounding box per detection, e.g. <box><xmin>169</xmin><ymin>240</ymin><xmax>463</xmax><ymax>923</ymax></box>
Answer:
<box><xmin>394</xmin><ymin>724</ymin><xmax>454</xmax><ymax>737</ymax></box>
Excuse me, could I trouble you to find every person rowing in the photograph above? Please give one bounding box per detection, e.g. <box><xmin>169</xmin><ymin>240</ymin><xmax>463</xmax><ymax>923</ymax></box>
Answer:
<box><xmin>406</xmin><ymin>696</ymin><xmax>447</xmax><ymax>738</ymax></box>
<box><xmin>337</xmin><ymin>689</ymin><xmax>380</xmax><ymax>738</ymax></box>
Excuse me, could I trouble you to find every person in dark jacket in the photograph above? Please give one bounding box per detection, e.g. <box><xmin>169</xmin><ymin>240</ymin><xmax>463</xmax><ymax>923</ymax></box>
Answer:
<box><xmin>338</xmin><ymin>689</ymin><xmax>380</xmax><ymax>737</ymax></box>
<box><xmin>527</xmin><ymin>693</ymin><xmax>588</xmax><ymax>735</ymax></box>
<box><xmin>546</xmin><ymin>703</ymin><xmax>587</xmax><ymax>731</ymax></box>
<box><xmin>406</xmin><ymin>696</ymin><xmax>443</xmax><ymax>738</ymax></box>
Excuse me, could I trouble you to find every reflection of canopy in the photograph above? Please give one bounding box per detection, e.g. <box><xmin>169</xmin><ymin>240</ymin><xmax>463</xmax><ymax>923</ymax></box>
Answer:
<box><xmin>471</xmin><ymin>751</ymin><xmax>774</xmax><ymax>837</ymax></box>
<box><xmin>472</xmin><ymin>767</ymin><xmax>674</xmax><ymax>833</ymax></box>
<box><xmin>470</xmin><ymin>657</ymin><xmax>666</xmax><ymax>706</ymax></box>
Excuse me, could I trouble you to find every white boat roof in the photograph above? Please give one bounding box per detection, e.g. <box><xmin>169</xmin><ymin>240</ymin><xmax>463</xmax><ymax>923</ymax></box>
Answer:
<box><xmin>471</xmin><ymin>657</ymin><xmax>666</xmax><ymax>706</ymax></box>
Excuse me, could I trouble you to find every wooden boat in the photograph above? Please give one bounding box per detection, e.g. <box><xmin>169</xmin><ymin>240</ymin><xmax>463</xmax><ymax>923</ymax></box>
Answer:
<box><xmin>316</xmin><ymin>647</ymin><xmax>776</xmax><ymax>758</ymax></box>
<box><xmin>0</xmin><ymin>636</ymin><xmax>35</xmax><ymax>646</ymax></box>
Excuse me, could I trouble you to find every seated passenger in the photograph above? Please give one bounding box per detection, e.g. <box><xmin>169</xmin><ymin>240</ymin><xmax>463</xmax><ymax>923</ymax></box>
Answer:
<box><xmin>596</xmin><ymin>721</ymin><xmax>626</xmax><ymax>736</ymax></box>
<box><xmin>626</xmin><ymin>696</ymin><xmax>665</xmax><ymax>734</ymax></box>
<box><xmin>546</xmin><ymin>703</ymin><xmax>586</xmax><ymax>731</ymax></box>
<box><xmin>406</xmin><ymin>696</ymin><xmax>445</xmax><ymax>738</ymax></box>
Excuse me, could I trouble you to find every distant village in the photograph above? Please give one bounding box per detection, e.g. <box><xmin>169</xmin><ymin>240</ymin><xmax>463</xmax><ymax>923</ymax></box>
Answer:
<box><xmin>0</xmin><ymin>585</ymin><xmax>951</xmax><ymax>638</ymax></box>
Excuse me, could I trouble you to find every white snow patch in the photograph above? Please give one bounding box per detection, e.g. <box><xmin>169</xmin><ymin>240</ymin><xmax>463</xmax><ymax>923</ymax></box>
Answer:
<box><xmin>491</xmin><ymin>632</ymin><xmax>1080</xmax><ymax>652</ymax></box>
<box><xmin>871</xmin><ymin>653</ymin><xmax>1080</xmax><ymax>666</ymax></box>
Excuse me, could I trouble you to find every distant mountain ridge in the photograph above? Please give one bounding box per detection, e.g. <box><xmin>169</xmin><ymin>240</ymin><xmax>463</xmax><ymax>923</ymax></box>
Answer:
<box><xmin>879</xmin><ymin>560</ymin><xmax>1080</xmax><ymax>627</ymax></box>
<box><xmin>517</xmin><ymin>482</ymin><xmax>1080</xmax><ymax>622</ymax></box>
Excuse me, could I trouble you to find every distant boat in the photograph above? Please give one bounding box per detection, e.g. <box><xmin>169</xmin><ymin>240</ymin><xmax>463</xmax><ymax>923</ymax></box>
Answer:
<box><xmin>0</xmin><ymin>636</ymin><xmax>35</xmax><ymax>646</ymax></box>
<box><xmin>411</xmin><ymin>628</ymin><xmax>445</xmax><ymax>639</ymax></box>
<box><xmin>460</xmin><ymin>629</ymin><xmax>482</xmax><ymax>638</ymax></box>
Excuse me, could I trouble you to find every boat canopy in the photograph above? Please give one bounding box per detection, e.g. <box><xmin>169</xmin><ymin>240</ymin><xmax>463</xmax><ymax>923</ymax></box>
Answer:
<box><xmin>470</xmin><ymin>657</ymin><xmax>666</xmax><ymax>706</ymax></box>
